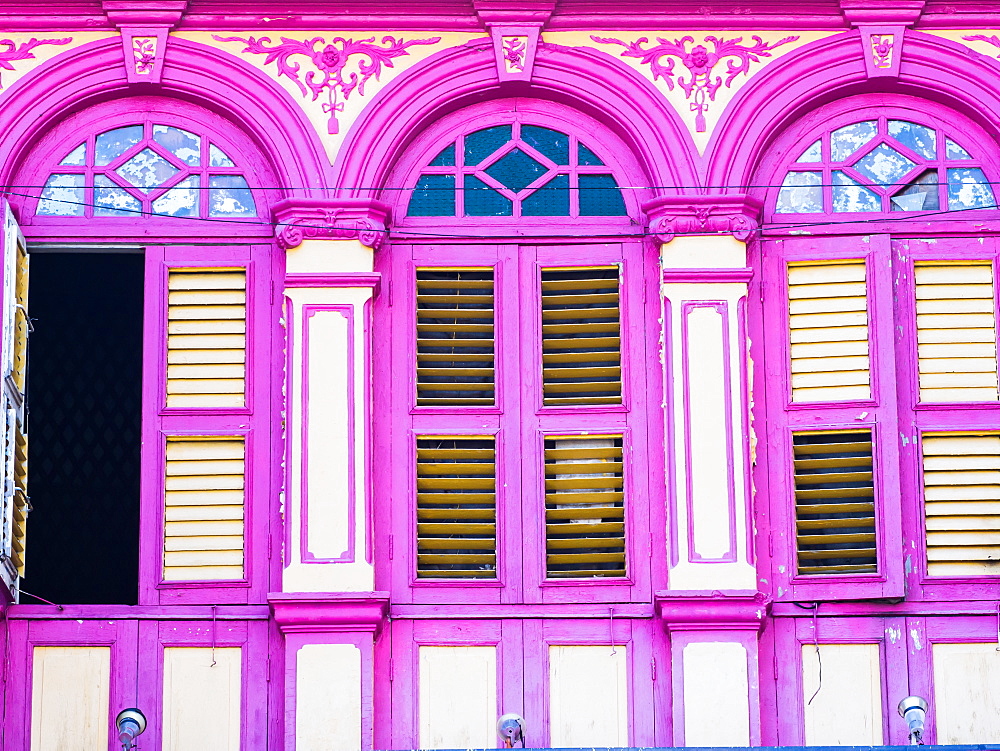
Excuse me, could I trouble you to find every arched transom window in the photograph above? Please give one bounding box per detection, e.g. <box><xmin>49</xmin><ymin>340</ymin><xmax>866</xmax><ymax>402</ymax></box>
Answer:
<box><xmin>37</xmin><ymin>123</ymin><xmax>257</xmax><ymax>219</ymax></box>
<box><xmin>775</xmin><ymin>117</ymin><xmax>996</xmax><ymax>214</ymax></box>
<box><xmin>407</xmin><ymin>123</ymin><xmax>628</xmax><ymax>218</ymax></box>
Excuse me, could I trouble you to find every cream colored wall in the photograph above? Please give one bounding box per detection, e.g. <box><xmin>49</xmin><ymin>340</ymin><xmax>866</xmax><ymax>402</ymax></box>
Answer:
<box><xmin>296</xmin><ymin>644</ymin><xmax>362</xmax><ymax>751</ymax></box>
<box><xmin>933</xmin><ymin>642</ymin><xmax>1000</xmax><ymax>743</ymax></box>
<box><xmin>802</xmin><ymin>643</ymin><xmax>883</xmax><ymax>745</ymax></box>
<box><xmin>418</xmin><ymin>646</ymin><xmax>497</xmax><ymax>749</ymax></box>
<box><xmin>30</xmin><ymin>646</ymin><xmax>110</xmax><ymax>751</ymax></box>
<box><xmin>681</xmin><ymin>641</ymin><xmax>750</xmax><ymax>746</ymax></box>
<box><xmin>662</xmin><ymin>235</ymin><xmax>756</xmax><ymax>590</ymax></box>
<box><xmin>162</xmin><ymin>647</ymin><xmax>242</xmax><ymax>751</ymax></box>
<box><xmin>549</xmin><ymin>645</ymin><xmax>628</xmax><ymax>747</ymax></box>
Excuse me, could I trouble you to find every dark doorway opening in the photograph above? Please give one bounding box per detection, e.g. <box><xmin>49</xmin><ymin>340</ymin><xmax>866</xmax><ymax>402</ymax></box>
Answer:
<box><xmin>26</xmin><ymin>252</ymin><xmax>143</xmax><ymax>605</ymax></box>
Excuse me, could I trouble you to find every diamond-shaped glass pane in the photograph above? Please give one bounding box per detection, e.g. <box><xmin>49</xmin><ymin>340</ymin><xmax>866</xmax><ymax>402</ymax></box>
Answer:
<box><xmin>484</xmin><ymin>148</ymin><xmax>547</xmax><ymax>193</ymax></box>
<box><xmin>853</xmin><ymin>144</ymin><xmax>916</xmax><ymax>186</ymax></box>
<box><xmin>115</xmin><ymin>148</ymin><xmax>179</xmax><ymax>193</ymax></box>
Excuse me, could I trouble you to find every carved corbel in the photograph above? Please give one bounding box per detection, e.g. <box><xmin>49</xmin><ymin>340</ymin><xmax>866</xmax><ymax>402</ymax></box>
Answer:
<box><xmin>644</xmin><ymin>195</ymin><xmax>763</xmax><ymax>244</ymax></box>
<box><xmin>102</xmin><ymin>1</ymin><xmax>188</xmax><ymax>84</ymax></box>
<box><xmin>272</xmin><ymin>198</ymin><xmax>392</xmax><ymax>252</ymax></box>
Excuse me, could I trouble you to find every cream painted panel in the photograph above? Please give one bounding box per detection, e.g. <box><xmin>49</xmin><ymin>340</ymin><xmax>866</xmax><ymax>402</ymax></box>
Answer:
<box><xmin>686</xmin><ymin>305</ymin><xmax>733</xmax><ymax>560</ymax></box>
<box><xmin>933</xmin><ymin>642</ymin><xmax>1000</xmax><ymax>743</ymax></box>
<box><xmin>682</xmin><ymin>642</ymin><xmax>750</xmax><ymax>746</ymax></box>
<box><xmin>549</xmin><ymin>645</ymin><xmax>628</xmax><ymax>747</ymax></box>
<box><xmin>306</xmin><ymin>309</ymin><xmax>352</xmax><ymax>559</ymax></box>
<box><xmin>660</xmin><ymin>234</ymin><xmax>748</xmax><ymax>269</ymax></box>
<box><xmin>802</xmin><ymin>643</ymin><xmax>883</xmax><ymax>745</ymax></box>
<box><xmin>30</xmin><ymin>646</ymin><xmax>110</xmax><ymax>751</ymax></box>
<box><xmin>285</xmin><ymin>238</ymin><xmax>375</xmax><ymax>275</ymax></box>
<box><xmin>163</xmin><ymin>647</ymin><xmax>241</xmax><ymax>751</ymax></box>
<box><xmin>419</xmin><ymin>646</ymin><xmax>496</xmax><ymax>749</ymax></box>
<box><xmin>297</xmin><ymin>644</ymin><xmax>361</xmax><ymax>751</ymax></box>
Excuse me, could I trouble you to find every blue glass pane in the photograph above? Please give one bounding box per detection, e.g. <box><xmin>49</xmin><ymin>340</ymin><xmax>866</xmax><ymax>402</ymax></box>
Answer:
<box><xmin>429</xmin><ymin>143</ymin><xmax>455</xmax><ymax>166</ymax></box>
<box><xmin>407</xmin><ymin>174</ymin><xmax>455</xmax><ymax>216</ymax></box>
<box><xmin>775</xmin><ymin>172</ymin><xmax>822</xmax><ymax>213</ymax></box>
<box><xmin>832</xmin><ymin>171</ymin><xmax>881</xmax><ymax>212</ymax></box>
<box><xmin>94</xmin><ymin>175</ymin><xmax>142</xmax><ymax>217</ymax></box>
<box><xmin>464</xmin><ymin>174</ymin><xmax>512</xmax><ymax>216</ymax></box>
<box><xmin>209</xmin><ymin>175</ymin><xmax>256</xmax><ymax>217</ymax></box>
<box><xmin>946</xmin><ymin>139</ymin><xmax>972</xmax><ymax>160</ymax></box>
<box><xmin>888</xmin><ymin>120</ymin><xmax>936</xmax><ymax>160</ymax></box>
<box><xmin>578</xmin><ymin>143</ymin><xmax>604</xmax><ymax>165</ymax></box>
<box><xmin>948</xmin><ymin>168</ymin><xmax>996</xmax><ymax>209</ymax></box>
<box><xmin>853</xmin><ymin>144</ymin><xmax>915</xmax><ymax>186</ymax></box>
<box><xmin>37</xmin><ymin>173</ymin><xmax>85</xmax><ymax>216</ymax></box>
<box><xmin>579</xmin><ymin>174</ymin><xmax>627</xmax><ymax>216</ymax></box>
<box><xmin>484</xmin><ymin>148</ymin><xmax>547</xmax><ymax>193</ymax></box>
<box><xmin>521</xmin><ymin>125</ymin><xmax>569</xmax><ymax>165</ymax></box>
<box><xmin>523</xmin><ymin>174</ymin><xmax>570</xmax><ymax>216</ymax></box>
<box><xmin>95</xmin><ymin>125</ymin><xmax>143</xmax><ymax>166</ymax></box>
<box><xmin>464</xmin><ymin>126</ymin><xmax>511</xmax><ymax>166</ymax></box>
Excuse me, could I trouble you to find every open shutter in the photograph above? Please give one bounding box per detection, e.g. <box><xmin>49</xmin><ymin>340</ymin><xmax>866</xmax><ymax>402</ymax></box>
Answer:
<box><xmin>0</xmin><ymin>201</ymin><xmax>28</xmax><ymax>597</ymax></box>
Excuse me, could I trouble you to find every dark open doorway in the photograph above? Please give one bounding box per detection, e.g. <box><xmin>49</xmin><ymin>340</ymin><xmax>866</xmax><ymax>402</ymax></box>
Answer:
<box><xmin>26</xmin><ymin>251</ymin><xmax>143</xmax><ymax>605</ymax></box>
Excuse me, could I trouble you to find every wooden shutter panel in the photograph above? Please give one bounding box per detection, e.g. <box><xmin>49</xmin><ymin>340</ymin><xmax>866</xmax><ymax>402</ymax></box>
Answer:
<box><xmin>914</xmin><ymin>261</ymin><xmax>999</xmax><ymax>403</ymax></box>
<box><xmin>544</xmin><ymin>436</ymin><xmax>626</xmax><ymax>578</ymax></box>
<box><xmin>416</xmin><ymin>436</ymin><xmax>496</xmax><ymax>578</ymax></box>
<box><xmin>793</xmin><ymin>431</ymin><xmax>877</xmax><ymax>575</ymax></box>
<box><xmin>788</xmin><ymin>260</ymin><xmax>871</xmax><ymax>402</ymax></box>
<box><xmin>416</xmin><ymin>269</ymin><xmax>494</xmax><ymax>406</ymax></box>
<box><xmin>163</xmin><ymin>436</ymin><xmax>245</xmax><ymax>582</ymax></box>
<box><xmin>540</xmin><ymin>267</ymin><xmax>622</xmax><ymax>406</ymax></box>
<box><xmin>166</xmin><ymin>268</ymin><xmax>246</xmax><ymax>408</ymax></box>
<box><xmin>922</xmin><ymin>433</ymin><xmax>1000</xmax><ymax>576</ymax></box>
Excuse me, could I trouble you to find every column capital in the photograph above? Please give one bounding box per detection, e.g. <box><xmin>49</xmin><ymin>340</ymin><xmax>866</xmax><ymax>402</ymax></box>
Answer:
<box><xmin>268</xmin><ymin>592</ymin><xmax>390</xmax><ymax>635</ymax></box>
<box><xmin>272</xmin><ymin>198</ymin><xmax>392</xmax><ymax>252</ymax></box>
<box><xmin>655</xmin><ymin>590</ymin><xmax>772</xmax><ymax>632</ymax></box>
<box><xmin>644</xmin><ymin>194</ymin><xmax>763</xmax><ymax>244</ymax></box>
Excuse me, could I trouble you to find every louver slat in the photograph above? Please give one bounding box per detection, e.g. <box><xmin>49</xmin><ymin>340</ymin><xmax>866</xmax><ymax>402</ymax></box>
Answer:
<box><xmin>540</xmin><ymin>267</ymin><xmax>622</xmax><ymax>406</ymax></box>
<box><xmin>788</xmin><ymin>261</ymin><xmax>871</xmax><ymax>402</ymax></box>
<box><xmin>167</xmin><ymin>269</ymin><xmax>246</xmax><ymax>408</ymax></box>
<box><xmin>9</xmin><ymin>421</ymin><xmax>26</xmax><ymax>576</ymax></box>
<box><xmin>922</xmin><ymin>433</ymin><xmax>1000</xmax><ymax>576</ymax></box>
<box><xmin>416</xmin><ymin>269</ymin><xmax>495</xmax><ymax>407</ymax></box>
<box><xmin>163</xmin><ymin>436</ymin><xmax>245</xmax><ymax>582</ymax></box>
<box><xmin>416</xmin><ymin>437</ymin><xmax>496</xmax><ymax>578</ymax></box>
<box><xmin>793</xmin><ymin>431</ymin><xmax>878</xmax><ymax>575</ymax></box>
<box><xmin>915</xmin><ymin>262</ymin><xmax>1000</xmax><ymax>403</ymax></box>
<box><xmin>544</xmin><ymin>436</ymin><xmax>626</xmax><ymax>578</ymax></box>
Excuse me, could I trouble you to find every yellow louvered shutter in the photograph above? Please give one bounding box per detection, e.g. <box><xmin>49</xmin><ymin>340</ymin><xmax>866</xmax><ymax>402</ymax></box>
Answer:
<box><xmin>544</xmin><ymin>436</ymin><xmax>626</xmax><ymax>578</ymax></box>
<box><xmin>792</xmin><ymin>431</ymin><xmax>877</xmax><ymax>575</ymax></box>
<box><xmin>922</xmin><ymin>433</ymin><xmax>1000</xmax><ymax>576</ymax></box>
<box><xmin>416</xmin><ymin>269</ymin><xmax>495</xmax><ymax>406</ymax></box>
<box><xmin>167</xmin><ymin>269</ymin><xmax>246</xmax><ymax>408</ymax></box>
<box><xmin>788</xmin><ymin>260</ymin><xmax>871</xmax><ymax>402</ymax></box>
<box><xmin>416</xmin><ymin>437</ymin><xmax>496</xmax><ymax>578</ymax></box>
<box><xmin>914</xmin><ymin>261</ymin><xmax>999</xmax><ymax>403</ymax></box>
<box><xmin>163</xmin><ymin>436</ymin><xmax>245</xmax><ymax>582</ymax></box>
<box><xmin>540</xmin><ymin>267</ymin><xmax>622</xmax><ymax>406</ymax></box>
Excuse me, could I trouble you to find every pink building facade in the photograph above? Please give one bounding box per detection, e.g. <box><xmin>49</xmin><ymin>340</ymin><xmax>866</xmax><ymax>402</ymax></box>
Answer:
<box><xmin>0</xmin><ymin>0</ymin><xmax>997</xmax><ymax>748</ymax></box>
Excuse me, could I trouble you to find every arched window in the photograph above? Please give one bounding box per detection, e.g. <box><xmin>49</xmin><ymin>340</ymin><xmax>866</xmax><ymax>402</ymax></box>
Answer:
<box><xmin>773</xmin><ymin>112</ymin><xmax>997</xmax><ymax>215</ymax></box>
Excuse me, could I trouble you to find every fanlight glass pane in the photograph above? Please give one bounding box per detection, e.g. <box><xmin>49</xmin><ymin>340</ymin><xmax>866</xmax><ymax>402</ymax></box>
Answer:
<box><xmin>578</xmin><ymin>143</ymin><xmax>604</xmax><ymax>165</ymax></box>
<box><xmin>891</xmin><ymin>170</ymin><xmax>939</xmax><ymax>212</ymax></box>
<box><xmin>579</xmin><ymin>174</ymin><xmax>627</xmax><ymax>216</ymax></box>
<box><xmin>116</xmin><ymin>148</ymin><xmax>179</xmax><ymax>193</ymax></box>
<box><xmin>831</xmin><ymin>121</ymin><xmax>877</xmax><ymax>161</ymax></box>
<box><xmin>888</xmin><ymin>120</ymin><xmax>936</xmax><ymax>159</ymax></box>
<box><xmin>833</xmin><ymin>171</ymin><xmax>881</xmax><ymax>212</ymax></box>
<box><xmin>94</xmin><ymin>175</ymin><xmax>142</xmax><ymax>216</ymax></box>
<box><xmin>853</xmin><ymin>144</ymin><xmax>916</xmax><ymax>186</ymax></box>
<box><xmin>464</xmin><ymin>126</ymin><xmax>511</xmax><ymax>166</ymax></box>
<box><xmin>775</xmin><ymin>171</ymin><xmax>822</xmax><ymax>213</ymax></box>
<box><xmin>521</xmin><ymin>125</ymin><xmax>570</xmax><ymax>165</ymax></box>
<box><xmin>408</xmin><ymin>174</ymin><xmax>455</xmax><ymax>216</ymax></box>
<box><xmin>946</xmin><ymin>139</ymin><xmax>972</xmax><ymax>160</ymax></box>
<box><xmin>947</xmin><ymin>168</ymin><xmax>996</xmax><ymax>209</ymax></box>
<box><xmin>60</xmin><ymin>143</ymin><xmax>87</xmax><ymax>166</ymax></box>
<box><xmin>208</xmin><ymin>175</ymin><xmax>256</xmax><ymax>217</ymax></box>
<box><xmin>796</xmin><ymin>140</ymin><xmax>822</xmax><ymax>163</ymax></box>
<box><xmin>37</xmin><ymin>174</ymin><xmax>85</xmax><ymax>215</ymax></box>
<box><xmin>523</xmin><ymin>174</ymin><xmax>570</xmax><ymax>216</ymax></box>
<box><xmin>153</xmin><ymin>175</ymin><xmax>200</xmax><ymax>217</ymax></box>
<box><xmin>464</xmin><ymin>174</ymin><xmax>512</xmax><ymax>216</ymax></box>
<box><xmin>209</xmin><ymin>144</ymin><xmax>236</xmax><ymax>167</ymax></box>
<box><xmin>429</xmin><ymin>144</ymin><xmax>455</xmax><ymax>166</ymax></box>
<box><xmin>95</xmin><ymin>125</ymin><xmax>143</xmax><ymax>165</ymax></box>
<box><xmin>484</xmin><ymin>148</ymin><xmax>547</xmax><ymax>193</ymax></box>
<box><xmin>153</xmin><ymin>125</ymin><xmax>201</xmax><ymax>166</ymax></box>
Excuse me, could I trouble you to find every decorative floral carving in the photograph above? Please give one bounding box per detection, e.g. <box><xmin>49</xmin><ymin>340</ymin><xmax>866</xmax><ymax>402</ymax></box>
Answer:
<box><xmin>0</xmin><ymin>37</ymin><xmax>72</xmax><ymax>90</ymax></box>
<box><xmin>870</xmin><ymin>34</ymin><xmax>893</xmax><ymax>69</ymax></box>
<box><xmin>644</xmin><ymin>195</ymin><xmax>762</xmax><ymax>244</ymax></box>
<box><xmin>591</xmin><ymin>34</ymin><xmax>797</xmax><ymax>131</ymax></box>
<box><xmin>213</xmin><ymin>34</ymin><xmax>441</xmax><ymax>134</ymax></box>
<box><xmin>963</xmin><ymin>34</ymin><xmax>1000</xmax><ymax>58</ymax></box>
<box><xmin>502</xmin><ymin>36</ymin><xmax>527</xmax><ymax>72</ymax></box>
<box><xmin>273</xmin><ymin>199</ymin><xmax>390</xmax><ymax>251</ymax></box>
<box><xmin>133</xmin><ymin>36</ymin><xmax>157</xmax><ymax>75</ymax></box>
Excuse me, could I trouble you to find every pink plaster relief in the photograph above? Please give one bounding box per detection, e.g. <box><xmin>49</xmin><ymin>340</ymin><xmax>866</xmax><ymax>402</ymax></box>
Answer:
<box><xmin>273</xmin><ymin>198</ymin><xmax>390</xmax><ymax>251</ymax></box>
<box><xmin>120</xmin><ymin>27</ymin><xmax>169</xmax><ymax>83</ymax></box>
<box><xmin>489</xmin><ymin>25</ymin><xmax>540</xmax><ymax>82</ymax></box>
<box><xmin>212</xmin><ymin>33</ymin><xmax>442</xmax><ymax>134</ymax></box>
<box><xmin>0</xmin><ymin>37</ymin><xmax>72</xmax><ymax>90</ymax></box>
<box><xmin>646</xmin><ymin>195</ymin><xmax>763</xmax><ymax>243</ymax></box>
<box><xmin>859</xmin><ymin>26</ymin><xmax>905</xmax><ymax>77</ymax></box>
<box><xmin>591</xmin><ymin>34</ymin><xmax>797</xmax><ymax>132</ymax></box>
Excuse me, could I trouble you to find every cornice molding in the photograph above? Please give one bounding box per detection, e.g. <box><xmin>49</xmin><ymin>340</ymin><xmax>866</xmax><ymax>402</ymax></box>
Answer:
<box><xmin>839</xmin><ymin>0</ymin><xmax>925</xmax><ymax>26</ymax></box>
<box><xmin>272</xmin><ymin>198</ymin><xmax>391</xmax><ymax>251</ymax></box>
<box><xmin>655</xmin><ymin>590</ymin><xmax>772</xmax><ymax>632</ymax></box>
<box><xmin>473</xmin><ymin>0</ymin><xmax>556</xmax><ymax>27</ymax></box>
<box><xmin>644</xmin><ymin>194</ymin><xmax>763</xmax><ymax>244</ymax></box>
<box><xmin>101</xmin><ymin>0</ymin><xmax>189</xmax><ymax>26</ymax></box>
<box><xmin>268</xmin><ymin>592</ymin><xmax>390</xmax><ymax>634</ymax></box>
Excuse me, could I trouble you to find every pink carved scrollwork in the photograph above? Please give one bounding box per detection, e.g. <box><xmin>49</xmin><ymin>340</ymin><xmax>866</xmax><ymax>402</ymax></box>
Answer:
<box><xmin>273</xmin><ymin>198</ymin><xmax>392</xmax><ymax>251</ymax></box>
<box><xmin>0</xmin><ymin>37</ymin><xmax>72</xmax><ymax>90</ymax></box>
<box><xmin>644</xmin><ymin>195</ymin><xmax>763</xmax><ymax>244</ymax></box>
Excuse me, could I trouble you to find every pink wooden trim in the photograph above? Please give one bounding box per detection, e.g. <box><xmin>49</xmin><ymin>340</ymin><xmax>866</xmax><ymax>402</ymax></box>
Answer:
<box><xmin>680</xmin><ymin>300</ymin><xmax>738</xmax><ymax>563</ymax></box>
<box><xmin>300</xmin><ymin>304</ymin><xmax>357</xmax><ymax>564</ymax></box>
<box><xmin>284</xmin><ymin>273</ymin><xmax>382</xmax><ymax>291</ymax></box>
<box><xmin>284</xmin><ymin>295</ymin><xmax>296</xmax><ymax>570</ymax></box>
<box><xmin>738</xmin><ymin>296</ymin><xmax>755</xmax><ymax>566</ymax></box>
<box><xmin>662</xmin><ymin>267</ymin><xmax>754</xmax><ymax>283</ymax></box>
<box><xmin>269</xmin><ymin>593</ymin><xmax>390</xmax><ymax>634</ymax></box>
<box><xmin>663</xmin><ymin>296</ymin><xmax>681</xmax><ymax>569</ymax></box>
<box><xmin>363</xmin><ymin>296</ymin><xmax>374</xmax><ymax>566</ymax></box>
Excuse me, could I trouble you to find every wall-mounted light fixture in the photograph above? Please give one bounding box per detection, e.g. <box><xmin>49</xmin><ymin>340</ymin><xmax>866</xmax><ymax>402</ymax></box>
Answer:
<box><xmin>898</xmin><ymin>696</ymin><xmax>928</xmax><ymax>745</ymax></box>
<box><xmin>497</xmin><ymin>713</ymin><xmax>525</xmax><ymax>748</ymax></box>
<box><xmin>116</xmin><ymin>708</ymin><xmax>147</xmax><ymax>751</ymax></box>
